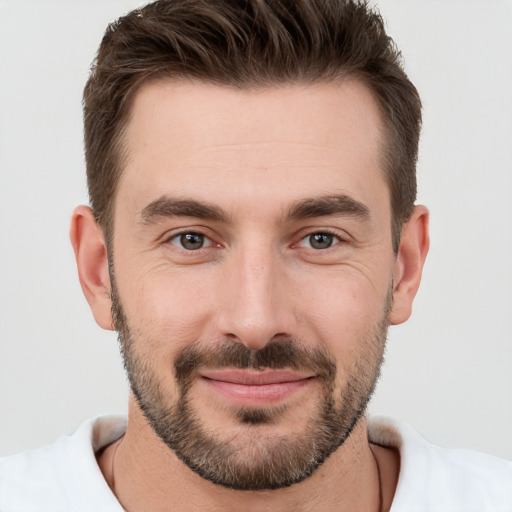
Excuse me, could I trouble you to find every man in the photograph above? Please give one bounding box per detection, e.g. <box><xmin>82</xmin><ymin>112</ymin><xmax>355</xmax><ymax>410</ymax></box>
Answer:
<box><xmin>0</xmin><ymin>0</ymin><xmax>510</xmax><ymax>510</ymax></box>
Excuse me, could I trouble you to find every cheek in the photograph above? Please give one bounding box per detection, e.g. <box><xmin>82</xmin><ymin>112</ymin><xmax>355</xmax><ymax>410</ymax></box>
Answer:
<box><xmin>295</xmin><ymin>266</ymin><xmax>391</xmax><ymax>340</ymax></box>
<box><xmin>292</xmin><ymin>267</ymin><xmax>390</xmax><ymax>393</ymax></box>
<box><xmin>117</xmin><ymin>264</ymin><xmax>220</xmax><ymax>351</ymax></box>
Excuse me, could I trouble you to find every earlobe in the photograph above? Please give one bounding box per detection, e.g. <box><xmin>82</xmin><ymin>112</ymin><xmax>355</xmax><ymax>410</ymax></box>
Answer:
<box><xmin>389</xmin><ymin>205</ymin><xmax>430</xmax><ymax>325</ymax></box>
<box><xmin>69</xmin><ymin>205</ymin><xmax>114</xmax><ymax>330</ymax></box>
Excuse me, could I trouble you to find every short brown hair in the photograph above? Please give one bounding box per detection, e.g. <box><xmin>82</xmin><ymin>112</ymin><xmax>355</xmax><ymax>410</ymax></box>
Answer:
<box><xmin>83</xmin><ymin>0</ymin><xmax>421</xmax><ymax>250</ymax></box>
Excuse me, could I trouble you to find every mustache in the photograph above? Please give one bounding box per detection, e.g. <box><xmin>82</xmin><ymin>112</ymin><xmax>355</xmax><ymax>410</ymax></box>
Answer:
<box><xmin>174</xmin><ymin>338</ymin><xmax>337</xmax><ymax>384</ymax></box>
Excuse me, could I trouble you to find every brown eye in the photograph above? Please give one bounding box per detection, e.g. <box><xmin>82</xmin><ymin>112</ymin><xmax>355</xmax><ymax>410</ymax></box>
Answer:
<box><xmin>181</xmin><ymin>233</ymin><xmax>204</xmax><ymax>250</ymax></box>
<box><xmin>307</xmin><ymin>233</ymin><xmax>336</xmax><ymax>249</ymax></box>
<box><xmin>170</xmin><ymin>232</ymin><xmax>208</xmax><ymax>250</ymax></box>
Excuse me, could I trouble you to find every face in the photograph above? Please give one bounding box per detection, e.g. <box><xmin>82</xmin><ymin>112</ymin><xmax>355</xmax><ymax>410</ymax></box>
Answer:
<box><xmin>110</xmin><ymin>80</ymin><xmax>397</xmax><ymax>490</ymax></box>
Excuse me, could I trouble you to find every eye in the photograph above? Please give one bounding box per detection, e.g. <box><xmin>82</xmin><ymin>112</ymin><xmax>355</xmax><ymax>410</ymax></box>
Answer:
<box><xmin>169</xmin><ymin>232</ymin><xmax>212</xmax><ymax>250</ymax></box>
<box><xmin>300</xmin><ymin>232</ymin><xmax>340</xmax><ymax>250</ymax></box>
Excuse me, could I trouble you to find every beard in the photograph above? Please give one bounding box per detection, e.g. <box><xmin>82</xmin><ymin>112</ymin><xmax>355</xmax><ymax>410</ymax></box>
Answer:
<box><xmin>110</xmin><ymin>275</ymin><xmax>390</xmax><ymax>491</ymax></box>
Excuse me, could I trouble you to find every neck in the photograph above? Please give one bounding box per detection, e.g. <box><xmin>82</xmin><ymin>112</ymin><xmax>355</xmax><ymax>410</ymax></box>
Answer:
<box><xmin>98</xmin><ymin>400</ymin><xmax>398</xmax><ymax>512</ymax></box>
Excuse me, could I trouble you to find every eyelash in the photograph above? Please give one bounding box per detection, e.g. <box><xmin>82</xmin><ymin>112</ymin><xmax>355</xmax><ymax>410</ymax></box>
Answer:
<box><xmin>166</xmin><ymin>231</ymin><xmax>217</xmax><ymax>251</ymax></box>
<box><xmin>164</xmin><ymin>229</ymin><xmax>345</xmax><ymax>252</ymax></box>
<box><xmin>295</xmin><ymin>230</ymin><xmax>343</xmax><ymax>251</ymax></box>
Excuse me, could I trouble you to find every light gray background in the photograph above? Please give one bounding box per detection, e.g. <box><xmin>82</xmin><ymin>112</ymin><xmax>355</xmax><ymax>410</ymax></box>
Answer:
<box><xmin>1</xmin><ymin>0</ymin><xmax>511</xmax><ymax>459</ymax></box>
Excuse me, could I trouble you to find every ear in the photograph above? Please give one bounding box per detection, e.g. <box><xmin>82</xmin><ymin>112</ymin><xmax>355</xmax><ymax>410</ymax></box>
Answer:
<box><xmin>389</xmin><ymin>205</ymin><xmax>430</xmax><ymax>325</ymax></box>
<box><xmin>70</xmin><ymin>205</ymin><xmax>114</xmax><ymax>330</ymax></box>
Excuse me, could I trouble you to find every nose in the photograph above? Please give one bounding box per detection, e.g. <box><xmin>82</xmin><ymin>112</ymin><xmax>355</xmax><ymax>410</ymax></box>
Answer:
<box><xmin>215</xmin><ymin>243</ymin><xmax>296</xmax><ymax>350</ymax></box>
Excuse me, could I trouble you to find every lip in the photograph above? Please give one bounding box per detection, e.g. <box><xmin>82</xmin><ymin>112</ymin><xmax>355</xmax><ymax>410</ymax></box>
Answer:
<box><xmin>199</xmin><ymin>369</ymin><xmax>316</xmax><ymax>406</ymax></box>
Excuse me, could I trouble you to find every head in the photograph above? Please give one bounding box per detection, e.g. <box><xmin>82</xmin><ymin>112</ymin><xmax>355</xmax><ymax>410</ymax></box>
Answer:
<box><xmin>73</xmin><ymin>0</ymin><xmax>428</xmax><ymax>492</ymax></box>
<box><xmin>83</xmin><ymin>0</ymin><xmax>422</xmax><ymax>251</ymax></box>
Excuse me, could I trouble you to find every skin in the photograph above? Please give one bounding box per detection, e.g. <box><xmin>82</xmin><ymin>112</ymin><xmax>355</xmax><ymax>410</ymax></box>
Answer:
<box><xmin>70</xmin><ymin>79</ymin><xmax>429</xmax><ymax>511</ymax></box>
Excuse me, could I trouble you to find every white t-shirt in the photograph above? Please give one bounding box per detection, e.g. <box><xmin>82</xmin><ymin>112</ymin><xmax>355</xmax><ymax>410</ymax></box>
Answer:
<box><xmin>0</xmin><ymin>415</ymin><xmax>510</xmax><ymax>511</ymax></box>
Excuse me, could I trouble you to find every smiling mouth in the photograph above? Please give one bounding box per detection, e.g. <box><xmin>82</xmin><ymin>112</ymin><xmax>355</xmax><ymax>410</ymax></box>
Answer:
<box><xmin>199</xmin><ymin>369</ymin><xmax>316</xmax><ymax>406</ymax></box>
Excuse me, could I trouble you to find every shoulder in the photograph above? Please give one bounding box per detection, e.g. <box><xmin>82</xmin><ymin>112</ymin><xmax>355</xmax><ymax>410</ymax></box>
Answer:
<box><xmin>0</xmin><ymin>415</ymin><xmax>126</xmax><ymax>512</ymax></box>
<box><xmin>368</xmin><ymin>416</ymin><xmax>512</xmax><ymax>512</ymax></box>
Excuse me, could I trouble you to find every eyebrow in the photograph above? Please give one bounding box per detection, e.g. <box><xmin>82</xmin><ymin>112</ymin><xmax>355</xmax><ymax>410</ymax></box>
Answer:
<box><xmin>286</xmin><ymin>194</ymin><xmax>370</xmax><ymax>221</ymax></box>
<box><xmin>138</xmin><ymin>193</ymin><xmax>370</xmax><ymax>226</ymax></box>
<box><xmin>139</xmin><ymin>197</ymin><xmax>231</xmax><ymax>224</ymax></box>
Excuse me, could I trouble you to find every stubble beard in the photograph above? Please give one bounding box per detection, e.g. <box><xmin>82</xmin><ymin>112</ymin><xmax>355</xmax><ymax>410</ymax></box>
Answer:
<box><xmin>110</xmin><ymin>276</ymin><xmax>390</xmax><ymax>491</ymax></box>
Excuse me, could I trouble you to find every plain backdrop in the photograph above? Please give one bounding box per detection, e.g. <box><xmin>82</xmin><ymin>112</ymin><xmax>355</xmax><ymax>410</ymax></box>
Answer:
<box><xmin>0</xmin><ymin>0</ymin><xmax>511</xmax><ymax>460</ymax></box>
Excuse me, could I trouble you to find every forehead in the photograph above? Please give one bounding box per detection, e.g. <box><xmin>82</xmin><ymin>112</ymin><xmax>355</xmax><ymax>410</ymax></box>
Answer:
<box><xmin>125</xmin><ymin>78</ymin><xmax>385</xmax><ymax>159</ymax></box>
<box><xmin>118</xmin><ymin>79</ymin><xmax>389</xmax><ymax>219</ymax></box>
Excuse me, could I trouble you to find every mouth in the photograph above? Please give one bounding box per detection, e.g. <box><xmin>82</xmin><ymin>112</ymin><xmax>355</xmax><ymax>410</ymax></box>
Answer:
<box><xmin>198</xmin><ymin>369</ymin><xmax>316</xmax><ymax>407</ymax></box>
